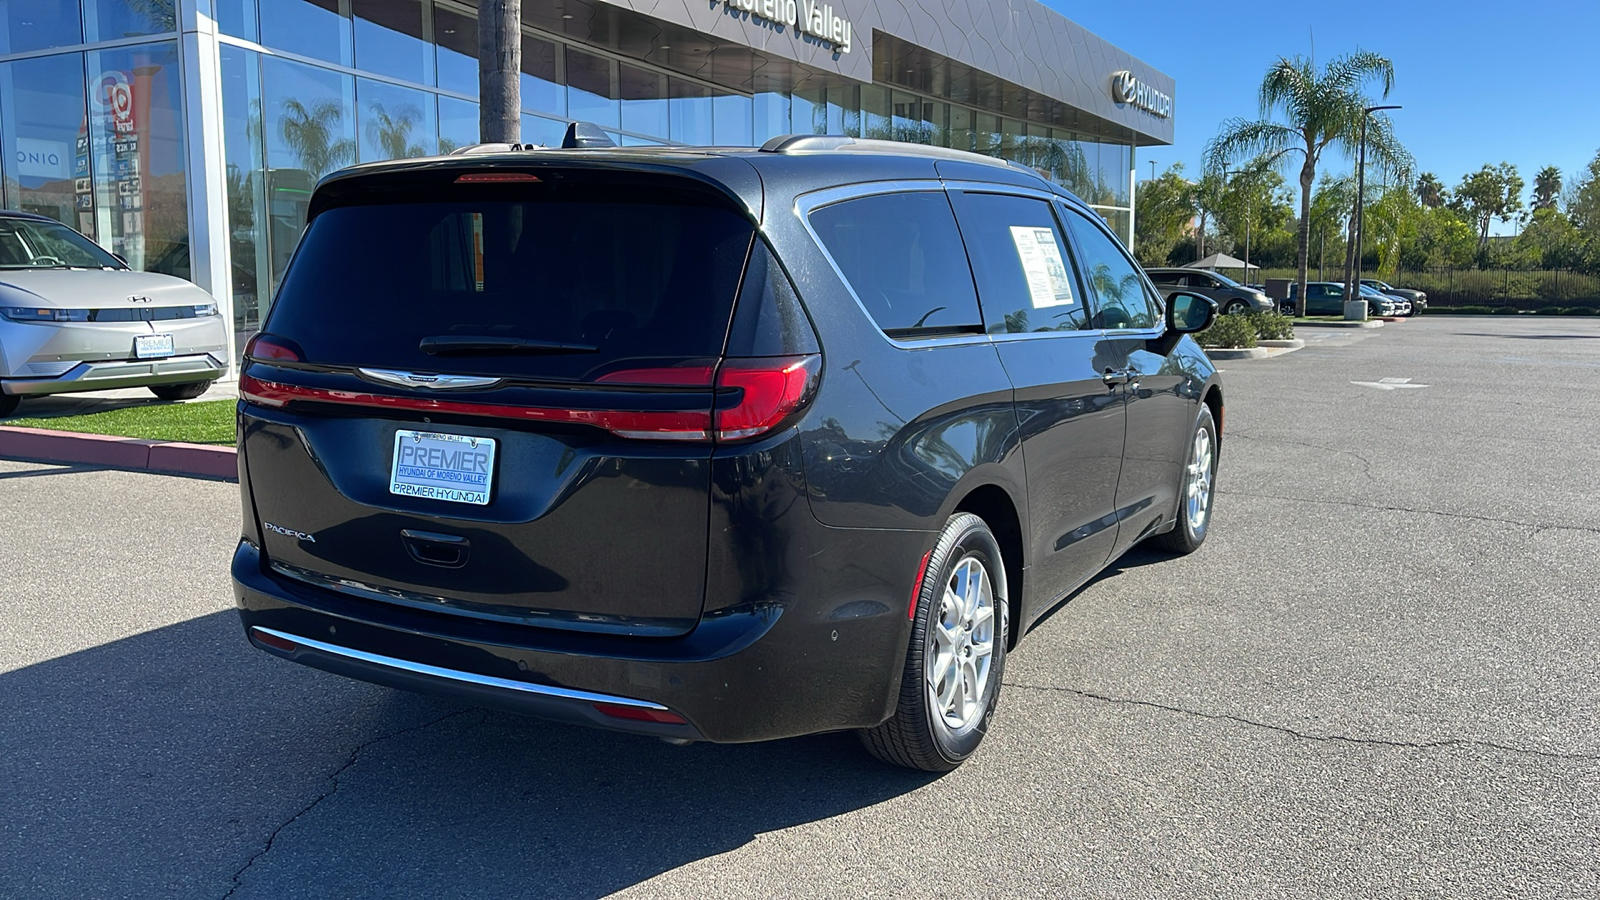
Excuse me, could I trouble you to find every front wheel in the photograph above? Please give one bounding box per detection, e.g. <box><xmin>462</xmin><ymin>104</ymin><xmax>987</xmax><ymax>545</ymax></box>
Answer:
<box><xmin>1222</xmin><ymin>299</ymin><xmax>1249</xmax><ymax>315</ymax></box>
<box><xmin>149</xmin><ymin>381</ymin><xmax>211</xmax><ymax>401</ymax></box>
<box><xmin>860</xmin><ymin>512</ymin><xmax>1009</xmax><ymax>772</ymax></box>
<box><xmin>1150</xmin><ymin>405</ymin><xmax>1218</xmax><ymax>555</ymax></box>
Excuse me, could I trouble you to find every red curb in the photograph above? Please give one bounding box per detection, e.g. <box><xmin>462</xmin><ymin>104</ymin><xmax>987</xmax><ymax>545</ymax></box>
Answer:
<box><xmin>0</xmin><ymin>425</ymin><xmax>237</xmax><ymax>480</ymax></box>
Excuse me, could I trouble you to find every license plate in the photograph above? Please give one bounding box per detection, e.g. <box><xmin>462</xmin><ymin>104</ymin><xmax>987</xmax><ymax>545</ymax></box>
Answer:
<box><xmin>389</xmin><ymin>430</ymin><xmax>496</xmax><ymax>506</ymax></box>
<box><xmin>134</xmin><ymin>333</ymin><xmax>174</xmax><ymax>359</ymax></box>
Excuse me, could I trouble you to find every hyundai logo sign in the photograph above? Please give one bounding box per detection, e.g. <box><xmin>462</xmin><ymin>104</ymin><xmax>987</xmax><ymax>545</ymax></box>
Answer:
<box><xmin>1110</xmin><ymin>71</ymin><xmax>1172</xmax><ymax>118</ymax></box>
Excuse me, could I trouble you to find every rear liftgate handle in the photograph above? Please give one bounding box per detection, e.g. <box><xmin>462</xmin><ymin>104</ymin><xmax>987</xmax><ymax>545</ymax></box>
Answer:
<box><xmin>401</xmin><ymin>529</ymin><xmax>471</xmax><ymax>568</ymax></box>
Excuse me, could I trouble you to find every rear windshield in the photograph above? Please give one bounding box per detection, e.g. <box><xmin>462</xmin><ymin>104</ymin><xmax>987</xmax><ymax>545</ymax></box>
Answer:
<box><xmin>266</xmin><ymin>187</ymin><xmax>754</xmax><ymax>380</ymax></box>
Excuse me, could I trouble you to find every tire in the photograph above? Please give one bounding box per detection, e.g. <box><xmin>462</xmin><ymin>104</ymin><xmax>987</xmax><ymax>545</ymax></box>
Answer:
<box><xmin>860</xmin><ymin>512</ymin><xmax>1009</xmax><ymax>772</ymax></box>
<box><xmin>149</xmin><ymin>381</ymin><xmax>211</xmax><ymax>401</ymax></box>
<box><xmin>1222</xmin><ymin>299</ymin><xmax>1249</xmax><ymax>315</ymax></box>
<box><xmin>0</xmin><ymin>392</ymin><xmax>18</xmax><ymax>419</ymax></box>
<box><xmin>1150</xmin><ymin>405</ymin><xmax>1218</xmax><ymax>555</ymax></box>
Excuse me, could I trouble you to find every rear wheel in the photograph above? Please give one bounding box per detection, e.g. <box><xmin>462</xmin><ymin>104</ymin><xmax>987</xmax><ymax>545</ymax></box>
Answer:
<box><xmin>1151</xmin><ymin>405</ymin><xmax>1218</xmax><ymax>555</ymax></box>
<box><xmin>0</xmin><ymin>393</ymin><xmax>18</xmax><ymax>418</ymax></box>
<box><xmin>860</xmin><ymin>513</ymin><xmax>1009</xmax><ymax>772</ymax></box>
<box><xmin>149</xmin><ymin>381</ymin><xmax>211</xmax><ymax>401</ymax></box>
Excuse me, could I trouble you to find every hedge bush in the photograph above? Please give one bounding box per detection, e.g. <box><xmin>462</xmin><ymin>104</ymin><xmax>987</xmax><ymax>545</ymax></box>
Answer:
<box><xmin>1197</xmin><ymin>315</ymin><xmax>1258</xmax><ymax>349</ymax></box>
<box><xmin>1244</xmin><ymin>311</ymin><xmax>1296</xmax><ymax>340</ymax></box>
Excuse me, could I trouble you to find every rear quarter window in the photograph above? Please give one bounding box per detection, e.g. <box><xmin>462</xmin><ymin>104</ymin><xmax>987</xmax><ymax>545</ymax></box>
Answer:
<box><xmin>808</xmin><ymin>191</ymin><xmax>982</xmax><ymax>338</ymax></box>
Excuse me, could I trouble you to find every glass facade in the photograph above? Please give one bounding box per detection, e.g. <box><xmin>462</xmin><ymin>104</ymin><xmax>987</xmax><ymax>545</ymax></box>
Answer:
<box><xmin>0</xmin><ymin>0</ymin><xmax>1143</xmax><ymax>347</ymax></box>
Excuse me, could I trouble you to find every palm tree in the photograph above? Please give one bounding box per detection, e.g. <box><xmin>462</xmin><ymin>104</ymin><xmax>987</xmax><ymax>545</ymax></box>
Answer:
<box><xmin>1532</xmin><ymin>165</ymin><xmax>1563</xmax><ymax>211</ymax></box>
<box><xmin>1207</xmin><ymin>51</ymin><xmax>1410</xmax><ymax>315</ymax></box>
<box><xmin>1414</xmin><ymin>172</ymin><xmax>1446</xmax><ymax>208</ymax></box>
<box><xmin>278</xmin><ymin>98</ymin><xmax>355</xmax><ymax>179</ymax></box>
<box><xmin>365</xmin><ymin>102</ymin><xmax>428</xmax><ymax>160</ymax></box>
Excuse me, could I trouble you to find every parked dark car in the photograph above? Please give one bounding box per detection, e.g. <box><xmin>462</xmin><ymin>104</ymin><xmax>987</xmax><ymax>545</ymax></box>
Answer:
<box><xmin>1288</xmin><ymin>281</ymin><xmax>1397</xmax><ymax>317</ymax></box>
<box><xmin>1361</xmin><ymin>279</ymin><xmax>1427</xmax><ymax>315</ymax></box>
<box><xmin>232</xmin><ymin>131</ymin><xmax>1223</xmax><ymax>772</ymax></box>
<box><xmin>1145</xmin><ymin>267</ymin><xmax>1272</xmax><ymax>315</ymax></box>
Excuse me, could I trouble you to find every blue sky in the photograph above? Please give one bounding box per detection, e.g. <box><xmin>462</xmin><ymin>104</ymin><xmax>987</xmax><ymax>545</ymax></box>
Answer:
<box><xmin>1050</xmin><ymin>0</ymin><xmax>1600</xmax><ymax>234</ymax></box>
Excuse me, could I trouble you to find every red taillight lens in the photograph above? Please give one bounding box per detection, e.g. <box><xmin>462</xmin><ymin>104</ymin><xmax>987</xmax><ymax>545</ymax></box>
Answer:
<box><xmin>243</xmin><ymin>334</ymin><xmax>303</xmax><ymax>362</ymax></box>
<box><xmin>592</xmin><ymin>702</ymin><xmax>687</xmax><ymax>724</ymax></box>
<box><xmin>714</xmin><ymin>354</ymin><xmax>820</xmax><ymax>441</ymax></box>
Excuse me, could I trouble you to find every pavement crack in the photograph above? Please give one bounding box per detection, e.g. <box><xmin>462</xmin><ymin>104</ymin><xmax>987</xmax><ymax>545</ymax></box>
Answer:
<box><xmin>1007</xmin><ymin>683</ymin><xmax>1599</xmax><ymax>762</ymax></box>
<box><xmin>1224</xmin><ymin>431</ymin><xmax>1378</xmax><ymax>481</ymax></box>
<box><xmin>220</xmin><ymin>708</ymin><xmax>475</xmax><ymax>899</ymax></box>
<box><xmin>1216</xmin><ymin>489</ymin><xmax>1600</xmax><ymax>537</ymax></box>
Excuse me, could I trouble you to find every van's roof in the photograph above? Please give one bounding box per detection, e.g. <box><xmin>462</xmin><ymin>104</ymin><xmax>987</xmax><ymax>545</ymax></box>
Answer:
<box><xmin>311</xmin><ymin>134</ymin><xmax>1084</xmax><ymax>223</ymax></box>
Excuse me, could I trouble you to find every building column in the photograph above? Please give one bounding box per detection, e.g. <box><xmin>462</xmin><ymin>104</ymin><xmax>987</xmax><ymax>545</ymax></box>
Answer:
<box><xmin>1126</xmin><ymin>142</ymin><xmax>1137</xmax><ymax>248</ymax></box>
<box><xmin>178</xmin><ymin>0</ymin><xmax>236</xmax><ymax>375</ymax></box>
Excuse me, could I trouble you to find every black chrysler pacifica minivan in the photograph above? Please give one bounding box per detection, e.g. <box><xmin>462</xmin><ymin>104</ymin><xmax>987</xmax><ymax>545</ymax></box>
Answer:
<box><xmin>233</xmin><ymin>131</ymin><xmax>1222</xmax><ymax>772</ymax></box>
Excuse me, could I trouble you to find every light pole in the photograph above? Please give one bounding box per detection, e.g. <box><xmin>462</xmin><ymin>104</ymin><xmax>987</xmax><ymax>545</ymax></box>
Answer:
<box><xmin>1351</xmin><ymin>104</ymin><xmax>1401</xmax><ymax>298</ymax></box>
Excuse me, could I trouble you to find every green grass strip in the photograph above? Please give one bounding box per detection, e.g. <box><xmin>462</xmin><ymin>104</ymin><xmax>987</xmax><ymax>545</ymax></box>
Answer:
<box><xmin>7</xmin><ymin>399</ymin><xmax>236</xmax><ymax>446</ymax></box>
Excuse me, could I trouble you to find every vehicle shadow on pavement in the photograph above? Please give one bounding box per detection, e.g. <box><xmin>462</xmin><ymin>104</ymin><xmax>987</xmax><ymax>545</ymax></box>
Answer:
<box><xmin>0</xmin><ymin>610</ymin><xmax>937</xmax><ymax>899</ymax></box>
<box><xmin>1025</xmin><ymin>545</ymin><xmax>1172</xmax><ymax>639</ymax></box>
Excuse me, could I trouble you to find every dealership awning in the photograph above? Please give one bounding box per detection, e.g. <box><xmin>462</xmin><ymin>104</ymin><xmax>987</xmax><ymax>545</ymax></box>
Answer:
<box><xmin>1187</xmin><ymin>254</ymin><xmax>1259</xmax><ymax>271</ymax></box>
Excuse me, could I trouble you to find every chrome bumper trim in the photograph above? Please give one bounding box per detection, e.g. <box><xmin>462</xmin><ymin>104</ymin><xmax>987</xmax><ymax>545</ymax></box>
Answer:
<box><xmin>250</xmin><ymin>626</ymin><xmax>671</xmax><ymax>711</ymax></box>
<box><xmin>2</xmin><ymin>354</ymin><xmax>224</xmax><ymax>395</ymax></box>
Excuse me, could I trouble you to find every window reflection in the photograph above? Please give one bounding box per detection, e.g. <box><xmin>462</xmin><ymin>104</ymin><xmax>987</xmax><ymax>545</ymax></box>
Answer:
<box><xmin>261</xmin><ymin>56</ymin><xmax>353</xmax><ymax>285</ymax></box>
<box><xmin>262</xmin><ymin>0</ymin><xmax>352</xmax><ymax>67</ymax></box>
<box><xmin>219</xmin><ymin>45</ymin><xmax>267</xmax><ymax>336</ymax></box>
<box><xmin>438</xmin><ymin>95</ymin><xmax>477</xmax><ymax>152</ymax></box>
<box><xmin>86</xmin><ymin>43</ymin><xmax>190</xmax><ymax>276</ymax></box>
<box><xmin>85</xmin><ymin>0</ymin><xmax>176</xmax><ymax>42</ymax></box>
<box><xmin>668</xmin><ymin>78</ymin><xmax>710</xmax><ymax>146</ymax></box>
<box><xmin>565</xmin><ymin>49</ymin><xmax>618</xmax><ymax>129</ymax></box>
<box><xmin>215</xmin><ymin>0</ymin><xmax>258</xmax><ymax>41</ymax></box>
<box><xmin>0</xmin><ymin>54</ymin><xmax>89</xmax><ymax>231</ymax></box>
<box><xmin>712</xmin><ymin>93</ymin><xmax>751</xmax><ymax>146</ymax></box>
<box><xmin>523</xmin><ymin>35</ymin><xmax>562</xmax><ymax>117</ymax></box>
<box><xmin>433</xmin><ymin>5</ymin><xmax>476</xmax><ymax>98</ymax></box>
<box><xmin>753</xmin><ymin>92</ymin><xmax>788</xmax><ymax>144</ymax></box>
<box><xmin>352</xmin><ymin>0</ymin><xmax>431</xmax><ymax>85</ymax></box>
<box><xmin>620</xmin><ymin>65</ymin><xmax>666</xmax><ymax>140</ymax></box>
<box><xmin>0</xmin><ymin>0</ymin><xmax>82</xmax><ymax>54</ymax></box>
<box><xmin>358</xmin><ymin>79</ymin><xmax>437</xmax><ymax>160</ymax></box>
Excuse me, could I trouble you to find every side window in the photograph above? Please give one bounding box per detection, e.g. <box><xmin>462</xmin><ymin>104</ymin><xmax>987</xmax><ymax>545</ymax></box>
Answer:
<box><xmin>947</xmin><ymin>191</ymin><xmax>1087</xmax><ymax>334</ymax></box>
<box><xmin>1062</xmin><ymin>206</ymin><xmax>1159</xmax><ymax>330</ymax></box>
<box><xmin>1148</xmin><ymin>270</ymin><xmax>1181</xmax><ymax>286</ymax></box>
<box><xmin>809</xmin><ymin>191</ymin><xmax>982</xmax><ymax>338</ymax></box>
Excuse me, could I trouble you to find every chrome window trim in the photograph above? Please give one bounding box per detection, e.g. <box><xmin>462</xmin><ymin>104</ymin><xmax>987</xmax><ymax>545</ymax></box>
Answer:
<box><xmin>251</xmin><ymin>626</ymin><xmax>672</xmax><ymax>710</ymax></box>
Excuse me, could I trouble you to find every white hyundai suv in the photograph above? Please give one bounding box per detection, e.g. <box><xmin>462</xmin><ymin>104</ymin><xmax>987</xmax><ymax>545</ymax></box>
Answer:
<box><xmin>0</xmin><ymin>212</ymin><xmax>227</xmax><ymax>418</ymax></box>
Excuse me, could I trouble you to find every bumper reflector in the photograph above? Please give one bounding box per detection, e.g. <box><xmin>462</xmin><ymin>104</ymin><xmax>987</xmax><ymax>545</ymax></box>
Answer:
<box><xmin>593</xmin><ymin>702</ymin><xmax>687</xmax><ymax>725</ymax></box>
<box><xmin>249</xmin><ymin>627</ymin><xmax>299</xmax><ymax>653</ymax></box>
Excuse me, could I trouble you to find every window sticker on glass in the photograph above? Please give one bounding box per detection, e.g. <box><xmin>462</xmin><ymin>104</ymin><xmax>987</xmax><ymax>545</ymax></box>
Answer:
<box><xmin>1008</xmin><ymin>226</ymin><xmax>1075</xmax><ymax>309</ymax></box>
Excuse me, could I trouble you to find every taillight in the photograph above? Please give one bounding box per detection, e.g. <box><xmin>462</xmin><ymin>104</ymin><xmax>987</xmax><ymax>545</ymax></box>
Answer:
<box><xmin>592</xmin><ymin>702</ymin><xmax>688</xmax><ymax>725</ymax></box>
<box><xmin>714</xmin><ymin>354</ymin><xmax>820</xmax><ymax>441</ymax></box>
<box><xmin>243</xmin><ymin>334</ymin><xmax>303</xmax><ymax>362</ymax></box>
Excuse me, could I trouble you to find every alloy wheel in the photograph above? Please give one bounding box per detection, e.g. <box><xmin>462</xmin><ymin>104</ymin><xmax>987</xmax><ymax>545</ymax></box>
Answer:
<box><xmin>1185</xmin><ymin>427</ymin><xmax>1214</xmax><ymax>531</ymax></box>
<box><xmin>925</xmin><ymin>554</ymin><xmax>996</xmax><ymax>734</ymax></box>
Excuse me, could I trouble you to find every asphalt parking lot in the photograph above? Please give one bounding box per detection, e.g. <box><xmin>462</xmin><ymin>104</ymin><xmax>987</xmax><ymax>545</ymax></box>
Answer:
<box><xmin>2</xmin><ymin>316</ymin><xmax>1597</xmax><ymax>898</ymax></box>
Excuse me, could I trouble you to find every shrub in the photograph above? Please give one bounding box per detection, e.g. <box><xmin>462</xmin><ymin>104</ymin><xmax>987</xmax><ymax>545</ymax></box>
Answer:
<box><xmin>1244</xmin><ymin>311</ymin><xmax>1295</xmax><ymax>340</ymax></box>
<box><xmin>1197</xmin><ymin>314</ymin><xmax>1258</xmax><ymax>349</ymax></box>
<box><xmin>1534</xmin><ymin>306</ymin><xmax>1565</xmax><ymax>315</ymax></box>
<box><xmin>1566</xmin><ymin>307</ymin><xmax>1599</xmax><ymax>316</ymax></box>
<box><xmin>1436</xmin><ymin>305</ymin><xmax>1494</xmax><ymax>314</ymax></box>
<box><xmin>1491</xmin><ymin>307</ymin><xmax>1518</xmax><ymax>315</ymax></box>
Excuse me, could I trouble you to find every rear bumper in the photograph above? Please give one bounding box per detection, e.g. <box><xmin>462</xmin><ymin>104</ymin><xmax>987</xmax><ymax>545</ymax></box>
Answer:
<box><xmin>232</xmin><ymin>538</ymin><xmax>915</xmax><ymax>744</ymax></box>
<box><xmin>2</xmin><ymin>354</ymin><xmax>224</xmax><ymax>396</ymax></box>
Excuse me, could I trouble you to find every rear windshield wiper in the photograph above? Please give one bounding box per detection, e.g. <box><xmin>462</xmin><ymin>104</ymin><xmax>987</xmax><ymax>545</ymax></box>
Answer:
<box><xmin>420</xmin><ymin>335</ymin><xmax>599</xmax><ymax>356</ymax></box>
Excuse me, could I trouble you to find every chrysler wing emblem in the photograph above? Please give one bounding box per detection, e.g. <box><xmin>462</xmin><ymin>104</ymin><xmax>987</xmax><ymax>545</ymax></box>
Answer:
<box><xmin>358</xmin><ymin>368</ymin><xmax>503</xmax><ymax>391</ymax></box>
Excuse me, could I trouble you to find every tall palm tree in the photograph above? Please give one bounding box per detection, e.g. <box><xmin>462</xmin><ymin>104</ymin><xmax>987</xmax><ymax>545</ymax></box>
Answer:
<box><xmin>1532</xmin><ymin>165</ymin><xmax>1563</xmax><ymax>211</ymax></box>
<box><xmin>1414</xmin><ymin>172</ymin><xmax>1446</xmax><ymax>208</ymax></box>
<box><xmin>278</xmin><ymin>98</ymin><xmax>355</xmax><ymax>179</ymax></box>
<box><xmin>1207</xmin><ymin>51</ymin><xmax>1410</xmax><ymax>315</ymax></box>
<box><xmin>479</xmin><ymin>0</ymin><xmax>521</xmax><ymax>142</ymax></box>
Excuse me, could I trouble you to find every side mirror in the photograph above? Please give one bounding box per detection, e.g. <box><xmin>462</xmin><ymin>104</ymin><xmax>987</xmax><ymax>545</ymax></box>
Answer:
<box><xmin>1166</xmin><ymin>291</ymin><xmax>1218</xmax><ymax>334</ymax></box>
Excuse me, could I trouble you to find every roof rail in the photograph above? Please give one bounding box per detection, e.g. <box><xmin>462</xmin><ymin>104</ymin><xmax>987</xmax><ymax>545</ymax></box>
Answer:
<box><xmin>448</xmin><ymin>142</ymin><xmax>542</xmax><ymax>155</ymax></box>
<box><xmin>757</xmin><ymin>134</ymin><xmax>1010</xmax><ymax>167</ymax></box>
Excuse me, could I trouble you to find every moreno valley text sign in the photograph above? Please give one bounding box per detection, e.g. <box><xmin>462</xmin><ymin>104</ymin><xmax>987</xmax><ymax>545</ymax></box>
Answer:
<box><xmin>719</xmin><ymin>0</ymin><xmax>855</xmax><ymax>53</ymax></box>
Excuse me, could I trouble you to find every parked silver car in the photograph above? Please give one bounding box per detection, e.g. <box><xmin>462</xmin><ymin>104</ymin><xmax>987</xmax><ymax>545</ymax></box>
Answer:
<box><xmin>1145</xmin><ymin>267</ymin><xmax>1274</xmax><ymax>315</ymax></box>
<box><xmin>0</xmin><ymin>213</ymin><xmax>227</xmax><ymax>418</ymax></box>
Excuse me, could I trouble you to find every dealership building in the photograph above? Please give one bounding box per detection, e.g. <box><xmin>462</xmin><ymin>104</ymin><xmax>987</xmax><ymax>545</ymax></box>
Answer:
<box><xmin>2</xmin><ymin>0</ymin><xmax>1173</xmax><ymax>362</ymax></box>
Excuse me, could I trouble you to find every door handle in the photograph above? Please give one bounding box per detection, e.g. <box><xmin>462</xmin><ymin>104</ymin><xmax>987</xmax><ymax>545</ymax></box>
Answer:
<box><xmin>1101</xmin><ymin>367</ymin><xmax>1131</xmax><ymax>387</ymax></box>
